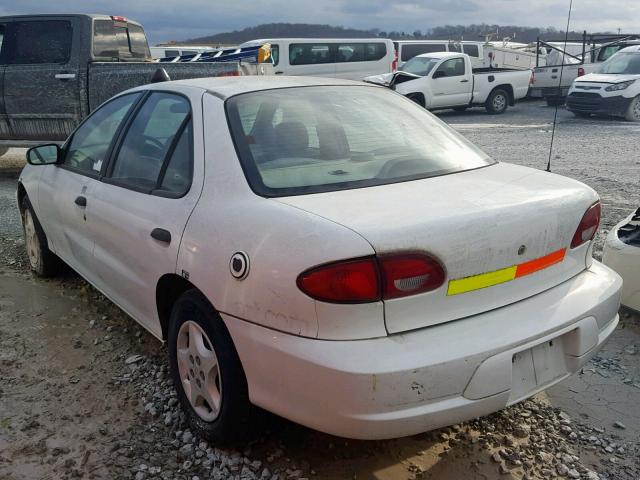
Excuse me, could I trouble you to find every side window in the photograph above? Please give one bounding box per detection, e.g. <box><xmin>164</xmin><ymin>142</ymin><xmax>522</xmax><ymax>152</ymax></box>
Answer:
<box><xmin>435</xmin><ymin>58</ymin><xmax>465</xmax><ymax>77</ymax></box>
<box><xmin>109</xmin><ymin>93</ymin><xmax>191</xmax><ymax>192</ymax></box>
<box><xmin>463</xmin><ymin>44</ymin><xmax>479</xmax><ymax>58</ymax></box>
<box><xmin>128</xmin><ymin>24</ymin><xmax>150</xmax><ymax>59</ymax></box>
<box><xmin>63</xmin><ymin>93</ymin><xmax>140</xmax><ymax>174</ymax></box>
<box><xmin>165</xmin><ymin>49</ymin><xmax>180</xmax><ymax>57</ymax></box>
<box><xmin>289</xmin><ymin>44</ymin><xmax>333</xmax><ymax>65</ymax></box>
<box><xmin>270</xmin><ymin>44</ymin><xmax>279</xmax><ymax>66</ymax></box>
<box><xmin>448</xmin><ymin>43</ymin><xmax>462</xmax><ymax>53</ymax></box>
<box><xmin>400</xmin><ymin>43</ymin><xmax>446</xmax><ymax>62</ymax></box>
<box><xmin>337</xmin><ymin>44</ymin><xmax>364</xmax><ymax>63</ymax></box>
<box><xmin>93</xmin><ymin>20</ymin><xmax>118</xmax><ymax>59</ymax></box>
<box><xmin>8</xmin><ymin>21</ymin><xmax>72</xmax><ymax>65</ymax></box>
<box><xmin>364</xmin><ymin>43</ymin><xmax>387</xmax><ymax>61</ymax></box>
<box><xmin>0</xmin><ymin>24</ymin><xmax>6</xmax><ymax>65</ymax></box>
<box><xmin>157</xmin><ymin>121</ymin><xmax>193</xmax><ymax>195</ymax></box>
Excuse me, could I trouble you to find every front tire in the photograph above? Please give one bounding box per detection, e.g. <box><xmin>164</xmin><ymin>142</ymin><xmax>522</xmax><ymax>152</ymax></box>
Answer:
<box><xmin>406</xmin><ymin>93</ymin><xmax>425</xmax><ymax>108</ymax></box>
<box><xmin>624</xmin><ymin>95</ymin><xmax>640</xmax><ymax>122</ymax></box>
<box><xmin>168</xmin><ymin>290</ymin><xmax>252</xmax><ymax>443</ymax></box>
<box><xmin>485</xmin><ymin>89</ymin><xmax>509</xmax><ymax>114</ymax></box>
<box><xmin>21</xmin><ymin>197</ymin><xmax>61</xmax><ymax>277</ymax></box>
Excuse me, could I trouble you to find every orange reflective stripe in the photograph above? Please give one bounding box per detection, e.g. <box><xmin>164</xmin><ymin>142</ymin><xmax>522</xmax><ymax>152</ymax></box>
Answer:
<box><xmin>515</xmin><ymin>248</ymin><xmax>566</xmax><ymax>278</ymax></box>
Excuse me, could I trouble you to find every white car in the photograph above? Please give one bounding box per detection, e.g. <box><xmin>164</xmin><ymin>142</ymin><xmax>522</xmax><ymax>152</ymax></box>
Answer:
<box><xmin>567</xmin><ymin>45</ymin><xmax>640</xmax><ymax>121</ymax></box>
<box><xmin>18</xmin><ymin>77</ymin><xmax>621</xmax><ymax>441</ymax></box>
<box><xmin>603</xmin><ymin>208</ymin><xmax>640</xmax><ymax>312</ymax></box>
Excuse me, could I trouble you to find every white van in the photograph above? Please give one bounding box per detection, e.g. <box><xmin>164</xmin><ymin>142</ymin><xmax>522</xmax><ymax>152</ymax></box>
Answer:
<box><xmin>150</xmin><ymin>46</ymin><xmax>216</xmax><ymax>59</ymax></box>
<box><xmin>239</xmin><ymin>38</ymin><xmax>395</xmax><ymax>80</ymax></box>
<box><xmin>395</xmin><ymin>40</ymin><xmax>484</xmax><ymax>68</ymax></box>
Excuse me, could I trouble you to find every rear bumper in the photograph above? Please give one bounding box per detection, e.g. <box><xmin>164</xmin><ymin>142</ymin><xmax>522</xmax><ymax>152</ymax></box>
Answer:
<box><xmin>566</xmin><ymin>92</ymin><xmax>633</xmax><ymax>116</ymax></box>
<box><xmin>224</xmin><ymin>261</ymin><xmax>622</xmax><ymax>440</ymax></box>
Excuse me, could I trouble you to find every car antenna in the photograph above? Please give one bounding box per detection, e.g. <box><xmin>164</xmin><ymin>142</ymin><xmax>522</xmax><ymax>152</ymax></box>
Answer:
<box><xmin>547</xmin><ymin>0</ymin><xmax>574</xmax><ymax>173</ymax></box>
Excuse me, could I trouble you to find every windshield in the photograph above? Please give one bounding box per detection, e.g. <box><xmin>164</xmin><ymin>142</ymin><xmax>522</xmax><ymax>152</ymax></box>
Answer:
<box><xmin>225</xmin><ymin>86</ymin><xmax>493</xmax><ymax>196</ymax></box>
<box><xmin>597</xmin><ymin>52</ymin><xmax>640</xmax><ymax>75</ymax></box>
<box><xmin>399</xmin><ymin>56</ymin><xmax>440</xmax><ymax>76</ymax></box>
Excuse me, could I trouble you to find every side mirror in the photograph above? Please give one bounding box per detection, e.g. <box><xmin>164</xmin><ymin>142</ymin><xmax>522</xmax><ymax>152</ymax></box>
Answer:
<box><xmin>26</xmin><ymin>144</ymin><xmax>61</xmax><ymax>165</ymax></box>
<box><xmin>433</xmin><ymin>70</ymin><xmax>446</xmax><ymax>79</ymax></box>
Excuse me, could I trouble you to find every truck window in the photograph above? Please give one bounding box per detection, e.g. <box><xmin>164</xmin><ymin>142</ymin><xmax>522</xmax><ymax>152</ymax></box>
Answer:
<box><xmin>0</xmin><ymin>25</ymin><xmax>5</xmax><ymax>64</ymax></box>
<box><xmin>400</xmin><ymin>43</ymin><xmax>446</xmax><ymax>62</ymax></box>
<box><xmin>128</xmin><ymin>24</ymin><xmax>150</xmax><ymax>59</ymax></box>
<box><xmin>93</xmin><ymin>20</ymin><xmax>119</xmax><ymax>58</ymax></box>
<box><xmin>463</xmin><ymin>44</ymin><xmax>479</xmax><ymax>57</ymax></box>
<box><xmin>448</xmin><ymin>43</ymin><xmax>462</xmax><ymax>53</ymax></box>
<box><xmin>270</xmin><ymin>45</ymin><xmax>279</xmax><ymax>66</ymax></box>
<box><xmin>435</xmin><ymin>58</ymin><xmax>466</xmax><ymax>77</ymax></box>
<box><xmin>165</xmin><ymin>50</ymin><xmax>180</xmax><ymax>57</ymax></box>
<box><xmin>8</xmin><ymin>20</ymin><xmax>72</xmax><ymax>65</ymax></box>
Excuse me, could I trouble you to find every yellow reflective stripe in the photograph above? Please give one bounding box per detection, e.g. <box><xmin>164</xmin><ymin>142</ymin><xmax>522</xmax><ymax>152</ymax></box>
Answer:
<box><xmin>447</xmin><ymin>265</ymin><xmax>518</xmax><ymax>296</ymax></box>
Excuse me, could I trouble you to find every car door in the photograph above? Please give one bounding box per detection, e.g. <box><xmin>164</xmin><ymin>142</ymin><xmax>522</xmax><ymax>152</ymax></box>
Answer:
<box><xmin>36</xmin><ymin>92</ymin><xmax>142</xmax><ymax>282</ymax></box>
<box><xmin>88</xmin><ymin>90</ymin><xmax>204</xmax><ymax>335</ymax></box>
<box><xmin>429</xmin><ymin>57</ymin><xmax>472</xmax><ymax>107</ymax></box>
<box><xmin>2</xmin><ymin>18</ymin><xmax>82</xmax><ymax>142</ymax></box>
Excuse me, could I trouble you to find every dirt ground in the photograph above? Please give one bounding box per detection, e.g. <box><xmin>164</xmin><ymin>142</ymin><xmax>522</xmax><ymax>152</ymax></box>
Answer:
<box><xmin>1</xmin><ymin>100</ymin><xmax>639</xmax><ymax>480</ymax></box>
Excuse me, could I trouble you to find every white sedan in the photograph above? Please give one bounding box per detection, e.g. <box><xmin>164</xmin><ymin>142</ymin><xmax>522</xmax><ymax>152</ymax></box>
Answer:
<box><xmin>18</xmin><ymin>76</ymin><xmax>622</xmax><ymax>441</ymax></box>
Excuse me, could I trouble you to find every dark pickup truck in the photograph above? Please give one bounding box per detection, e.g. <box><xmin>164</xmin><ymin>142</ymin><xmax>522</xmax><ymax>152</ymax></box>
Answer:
<box><xmin>0</xmin><ymin>14</ymin><xmax>269</xmax><ymax>154</ymax></box>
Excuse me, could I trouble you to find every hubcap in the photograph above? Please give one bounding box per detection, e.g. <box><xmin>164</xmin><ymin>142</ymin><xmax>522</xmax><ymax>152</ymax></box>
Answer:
<box><xmin>176</xmin><ymin>320</ymin><xmax>222</xmax><ymax>422</ymax></box>
<box><xmin>493</xmin><ymin>94</ymin><xmax>506</xmax><ymax>111</ymax></box>
<box><xmin>23</xmin><ymin>210</ymin><xmax>40</xmax><ymax>268</ymax></box>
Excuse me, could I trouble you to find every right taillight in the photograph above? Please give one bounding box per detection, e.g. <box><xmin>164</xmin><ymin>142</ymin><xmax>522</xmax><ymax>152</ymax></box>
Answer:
<box><xmin>577</xmin><ymin>67</ymin><xmax>586</xmax><ymax>77</ymax></box>
<box><xmin>297</xmin><ymin>253</ymin><xmax>445</xmax><ymax>304</ymax></box>
<box><xmin>571</xmin><ymin>201</ymin><xmax>601</xmax><ymax>248</ymax></box>
<box><xmin>391</xmin><ymin>50</ymin><xmax>398</xmax><ymax>72</ymax></box>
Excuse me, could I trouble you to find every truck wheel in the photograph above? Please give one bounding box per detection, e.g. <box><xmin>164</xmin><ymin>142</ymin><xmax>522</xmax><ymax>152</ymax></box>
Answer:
<box><xmin>485</xmin><ymin>89</ymin><xmax>508</xmax><ymax>114</ymax></box>
<box><xmin>168</xmin><ymin>289</ymin><xmax>253</xmax><ymax>443</ymax></box>
<box><xmin>624</xmin><ymin>95</ymin><xmax>640</xmax><ymax>122</ymax></box>
<box><xmin>0</xmin><ymin>147</ymin><xmax>8</xmax><ymax>157</ymax></box>
<box><xmin>21</xmin><ymin>197</ymin><xmax>62</xmax><ymax>277</ymax></box>
<box><xmin>406</xmin><ymin>93</ymin><xmax>425</xmax><ymax>108</ymax></box>
<box><xmin>545</xmin><ymin>96</ymin><xmax>565</xmax><ymax>107</ymax></box>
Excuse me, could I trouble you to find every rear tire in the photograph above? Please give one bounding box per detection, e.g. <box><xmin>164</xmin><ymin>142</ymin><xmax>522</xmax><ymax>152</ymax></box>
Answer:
<box><xmin>545</xmin><ymin>96</ymin><xmax>565</xmax><ymax>107</ymax></box>
<box><xmin>21</xmin><ymin>197</ymin><xmax>62</xmax><ymax>277</ymax></box>
<box><xmin>485</xmin><ymin>89</ymin><xmax>509</xmax><ymax>114</ymax></box>
<box><xmin>624</xmin><ymin>95</ymin><xmax>640</xmax><ymax>122</ymax></box>
<box><xmin>168</xmin><ymin>289</ymin><xmax>253</xmax><ymax>443</ymax></box>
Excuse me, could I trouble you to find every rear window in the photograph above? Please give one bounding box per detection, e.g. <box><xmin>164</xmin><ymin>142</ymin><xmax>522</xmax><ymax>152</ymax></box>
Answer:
<box><xmin>225</xmin><ymin>86</ymin><xmax>493</xmax><ymax>197</ymax></box>
<box><xmin>463</xmin><ymin>44</ymin><xmax>479</xmax><ymax>57</ymax></box>
<box><xmin>93</xmin><ymin>19</ymin><xmax>149</xmax><ymax>60</ymax></box>
<box><xmin>9</xmin><ymin>20</ymin><xmax>72</xmax><ymax>64</ymax></box>
<box><xmin>400</xmin><ymin>43</ymin><xmax>446</xmax><ymax>62</ymax></box>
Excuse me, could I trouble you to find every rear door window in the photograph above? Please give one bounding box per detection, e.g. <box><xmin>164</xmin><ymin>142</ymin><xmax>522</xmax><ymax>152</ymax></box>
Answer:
<box><xmin>108</xmin><ymin>92</ymin><xmax>192</xmax><ymax>194</ymax></box>
<box><xmin>289</xmin><ymin>43</ymin><xmax>334</xmax><ymax>65</ymax></box>
<box><xmin>128</xmin><ymin>24</ymin><xmax>150</xmax><ymax>59</ymax></box>
<box><xmin>93</xmin><ymin>20</ymin><xmax>119</xmax><ymax>58</ymax></box>
<box><xmin>8</xmin><ymin>20</ymin><xmax>72</xmax><ymax>64</ymax></box>
<box><xmin>435</xmin><ymin>58</ymin><xmax>466</xmax><ymax>77</ymax></box>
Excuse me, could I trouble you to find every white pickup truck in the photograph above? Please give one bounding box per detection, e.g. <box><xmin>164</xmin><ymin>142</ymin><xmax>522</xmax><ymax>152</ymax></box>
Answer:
<box><xmin>566</xmin><ymin>45</ymin><xmax>640</xmax><ymax>121</ymax></box>
<box><xmin>365</xmin><ymin>52</ymin><xmax>532</xmax><ymax>114</ymax></box>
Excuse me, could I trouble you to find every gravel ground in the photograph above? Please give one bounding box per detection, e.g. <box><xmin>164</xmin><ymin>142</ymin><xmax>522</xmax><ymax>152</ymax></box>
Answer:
<box><xmin>1</xmin><ymin>100</ymin><xmax>639</xmax><ymax>480</ymax></box>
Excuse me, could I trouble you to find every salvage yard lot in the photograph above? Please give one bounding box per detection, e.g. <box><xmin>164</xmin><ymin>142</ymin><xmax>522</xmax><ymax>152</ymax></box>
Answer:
<box><xmin>1</xmin><ymin>99</ymin><xmax>639</xmax><ymax>480</ymax></box>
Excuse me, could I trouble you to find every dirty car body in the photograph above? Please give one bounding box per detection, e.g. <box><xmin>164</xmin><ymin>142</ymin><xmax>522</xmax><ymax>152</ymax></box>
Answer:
<box><xmin>17</xmin><ymin>77</ymin><xmax>621</xmax><ymax>440</ymax></box>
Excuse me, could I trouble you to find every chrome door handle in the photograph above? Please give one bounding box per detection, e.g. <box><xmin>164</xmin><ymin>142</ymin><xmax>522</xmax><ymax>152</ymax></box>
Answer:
<box><xmin>55</xmin><ymin>73</ymin><xmax>76</xmax><ymax>80</ymax></box>
<box><xmin>150</xmin><ymin>228</ymin><xmax>171</xmax><ymax>244</ymax></box>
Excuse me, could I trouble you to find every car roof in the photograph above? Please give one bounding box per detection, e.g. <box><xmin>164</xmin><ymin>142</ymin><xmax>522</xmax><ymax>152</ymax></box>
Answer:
<box><xmin>143</xmin><ymin>75</ymin><xmax>373</xmax><ymax>99</ymax></box>
<box><xmin>415</xmin><ymin>51</ymin><xmax>461</xmax><ymax>59</ymax></box>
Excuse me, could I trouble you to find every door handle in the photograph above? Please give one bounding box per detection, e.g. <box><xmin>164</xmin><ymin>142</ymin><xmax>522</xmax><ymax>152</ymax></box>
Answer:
<box><xmin>274</xmin><ymin>71</ymin><xmax>284</xmax><ymax>75</ymax></box>
<box><xmin>150</xmin><ymin>228</ymin><xmax>171</xmax><ymax>244</ymax></box>
<box><xmin>460</xmin><ymin>79</ymin><xmax>469</xmax><ymax>82</ymax></box>
<box><xmin>55</xmin><ymin>73</ymin><xmax>76</xmax><ymax>80</ymax></box>
<box><xmin>74</xmin><ymin>196</ymin><xmax>87</xmax><ymax>207</ymax></box>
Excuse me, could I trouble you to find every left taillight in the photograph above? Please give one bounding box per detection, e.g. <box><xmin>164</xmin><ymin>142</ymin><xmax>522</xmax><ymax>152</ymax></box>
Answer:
<box><xmin>297</xmin><ymin>254</ymin><xmax>445</xmax><ymax>304</ymax></box>
<box><xmin>577</xmin><ymin>67</ymin><xmax>586</xmax><ymax>77</ymax></box>
<box><xmin>571</xmin><ymin>201</ymin><xmax>601</xmax><ymax>248</ymax></box>
<box><xmin>391</xmin><ymin>50</ymin><xmax>398</xmax><ymax>72</ymax></box>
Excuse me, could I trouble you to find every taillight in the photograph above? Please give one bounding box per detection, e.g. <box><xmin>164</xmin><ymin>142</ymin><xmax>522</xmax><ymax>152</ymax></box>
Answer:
<box><xmin>530</xmin><ymin>71</ymin><xmax>535</xmax><ymax>85</ymax></box>
<box><xmin>380</xmin><ymin>254</ymin><xmax>445</xmax><ymax>299</ymax></box>
<box><xmin>391</xmin><ymin>50</ymin><xmax>398</xmax><ymax>72</ymax></box>
<box><xmin>297</xmin><ymin>258</ymin><xmax>379</xmax><ymax>303</ymax></box>
<box><xmin>571</xmin><ymin>202</ymin><xmax>601</xmax><ymax>248</ymax></box>
<box><xmin>297</xmin><ymin>254</ymin><xmax>445</xmax><ymax>303</ymax></box>
<box><xmin>577</xmin><ymin>67</ymin><xmax>586</xmax><ymax>77</ymax></box>
<box><xmin>111</xmin><ymin>15</ymin><xmax>128</xmax><ymax>22</ymax></box>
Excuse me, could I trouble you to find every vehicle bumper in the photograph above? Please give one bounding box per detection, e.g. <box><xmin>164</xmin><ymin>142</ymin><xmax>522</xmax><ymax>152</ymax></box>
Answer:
<box><xmin>223</xmin><ymin>261</ymin><xmax>622</xmax><ymax>440</ymax></box>
<box><xmin>566</xmin><ymin>92</ymin><xmax>633</xmax><ymax>116</ymax></box>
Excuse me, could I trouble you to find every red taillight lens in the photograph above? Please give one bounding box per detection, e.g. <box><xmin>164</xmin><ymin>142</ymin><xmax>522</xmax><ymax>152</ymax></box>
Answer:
<box><xmin>530</xmin><ymin>71</ymin><xmax>535</xmax><ymax>85</ymax></box>
<box><xmin>571</xmin><ymin>202</ymin><xmax>601</xmax><ymax>248</ymax></box>
<box><xmin>297</xmin><ymin>254</ymin><xmax>445</xmax><ymax>303</ymax></box>
<box><xmin>577</xmin><ymin>67</ymin><xmax>586</xmax><ymax>77</ymax></box>
<box><xmin>391</xmin><ymin>50</ymin><xmax>398</xmax><ymax>72</ymax></box>
<box><xmin>111</xmin><ymin>15</ymin><xmax>128</xmax><ymax>22</ymax></box>
<box><xmin>297</xmin><ymin>258</ymin><xmax>379</xmax><ymax>303</ymax></box>
<box><xmin>380</xmin><ymin>254</ymin><xmax>445</xmax><ymax>299</ymax></box>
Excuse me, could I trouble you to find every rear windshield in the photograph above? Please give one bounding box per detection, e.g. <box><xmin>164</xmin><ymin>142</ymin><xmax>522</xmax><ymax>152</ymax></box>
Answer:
<box><xmin>225</xmin><ymin>86</ymin><xmax>493</xmax><ymax>197</ymax></box>
<box><xmin>596</xmin><ymin>52</ymin><xmax>640</xmax><ymax>75</ymax></box>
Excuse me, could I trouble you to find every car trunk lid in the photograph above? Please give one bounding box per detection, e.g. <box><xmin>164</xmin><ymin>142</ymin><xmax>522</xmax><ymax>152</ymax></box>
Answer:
<box><xmin>277</xmin><ymin>163</ymin><xmax>598</xmax><ymax>334</ymax></box>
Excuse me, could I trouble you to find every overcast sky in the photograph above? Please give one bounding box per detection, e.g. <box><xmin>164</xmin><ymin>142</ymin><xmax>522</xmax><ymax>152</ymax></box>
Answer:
<box><xmin>1</xmin><ymin>0</ymin><xmax>638</xmax><ymax>44</ymax></box>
